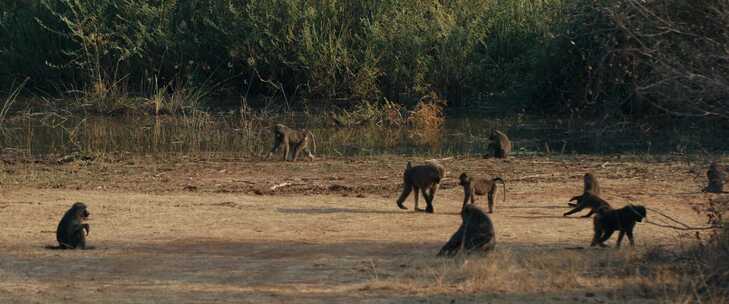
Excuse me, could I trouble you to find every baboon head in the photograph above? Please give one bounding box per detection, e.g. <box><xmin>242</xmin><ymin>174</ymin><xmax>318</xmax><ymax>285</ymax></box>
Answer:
<box><xmin>458</xmin><ymin>173</ymin><xmax>471</xmax><ymax>186</ymax></box>
<box><xmin>71</xmin><ymin>202</ymin><xmax>90</xmax><ymax>220</ymax></box>
<box><xmin>627</xmin><ymin>204</ymin><xmax>646</xmax><ymax>222</ymax></box>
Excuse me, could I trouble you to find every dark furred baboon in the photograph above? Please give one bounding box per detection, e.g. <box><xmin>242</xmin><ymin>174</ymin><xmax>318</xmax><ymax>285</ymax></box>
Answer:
<box><xmin>563</xmin><ymin>192</ymin><xmax>611</xmax><ymax>217</ymax></box>
<box><xmin>488</xmin><ymin>130</ymin><xmax>512</xmax><ymax>158</ymax></box>
<box><xmin>395</xmin><ymin>161</ymin><xmax>445</xmax><ymax>213</ymax></box>
<box><xmin>458</xmin><ymin>172</ymin><xmax>506</xmax><ymax>213</ymax></box>
<box><xmin>265</xmin><ymin>124</ymin><xmax>316</xmax><ymax>161</ymax></box>
<box><xmin>703</xmin><ymin>161</ymin><xmax>725</xmax><ymax>193</ymax></box>
<box><xmin>437</xmin><ymin>204</ymin><xmax>496</xmax><ymax>257</ymax></box>
<box><xmin>591</xmin><ymin>204</ymin><xmax>646</xmax><ymax>248</ymax></box>
<box><xmin>48</xmin><ymin>202</ymin><xmax>91</xmax><ymax>250</ymax></box>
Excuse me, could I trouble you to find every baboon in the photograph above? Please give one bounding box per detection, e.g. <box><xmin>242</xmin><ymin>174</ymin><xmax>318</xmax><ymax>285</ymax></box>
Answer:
<box><xmin>702</xmin><ymin>161</ymin><xmax>726</xmax><ymax>193</ymax></box>
<box><xmin>458</xmin><ymin>172</ymin><xmax>506</xmax><ymax>213</ymax></box>
<box><xmin>47</xmin><ymin>202</ymin><xmax>91</xmax><ymax>250</ymax></box>
<box><xmin>563</xmin><ymin>192</ymin><xmax>611</xmax><ymax>217</ymax></box>
<box><xmin>437</xmin><ymin>204</ymin><xmax>496</xmax><ymax>257</ymax></box>
<box><xmin>395</xmin><ymin>161</ymin><xmax>445</xmax><ymax>213</ymax></box>
<box><xmin>568</xmin><ymin>173</ymin><xmax>601</xmax><ymax>208</ymax></box>
<box><xmin>265</xmin><ymin>124</ymin><xmax>316</xmax><ymax>161</ymax></box>
<box><xmin>488</xmin><ymin>130</ymin><xmax>512</xmax><ymax>158</ymax></box>
<box><xmin>591</xmin><ymin>204</ymin><xmax>646</xmax><ymax>248</ymax></box>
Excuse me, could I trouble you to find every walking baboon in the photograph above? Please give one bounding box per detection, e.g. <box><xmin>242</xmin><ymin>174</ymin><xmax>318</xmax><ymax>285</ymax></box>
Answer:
<box><xmin>395</xmin><ymin>161</ymin><xmax>445</xmax><ymax>213</ymax></box>
<box><xmin>437</xmin><ymin>204</ymin><xmax>496</xmax><ymax>257</ymax></box>
<box><xmin>458</xmin><ymin>172</ymin><xmax>506</xmax><ymax>213</ymax></box>
<box><xmin>702</xmin><ymin>161</ymin><xmax>725</xmax><ymax>193</ymax></box>
<box><xmin>488</xmin><ymin>130</ymin><xmax>512</xmax><ymax>158</ymax></box>
<box><xmin>265</xmin><ymin>124</ymin><xmax>316</xmax><ymax>161</ymax></box>
<box><xmin>591</xmin><ymin>204</ymin><xmax>646</xmax><ymax>248</ymax></box>
<box><xmin>47</xmin><ymin>202</ymin><xmax>91</xmax><ymax>250</ymax></box>
<box><xmin>563</xmin><ymin>192</ymin><xmax>611</xmax><ymax>217</ymax></box>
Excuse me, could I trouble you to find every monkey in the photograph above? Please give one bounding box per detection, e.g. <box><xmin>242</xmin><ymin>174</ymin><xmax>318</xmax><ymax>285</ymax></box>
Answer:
<box><xmin>583</xmin><ymin>172</ymin><xmax>600</xmax><ymax>196</ymax></box>
<box><xmin>563</xmin><ymin>192</ymin><xmax>611</xmax><ymax>217</ymax></box>
<box><xmin>458</xmin><ymin>172</ymin><xmax>506</xmax><ymax>213</ymax></box>
<box><xmin>46</xmin><ymin>202</ymin><xmax>91</xmax><ymax>250</ymax></box>
<box><xmin>568</xmin><ymin>173</ymin><xmax>601</xmax><ymax>207</ymax></box>
<box><xmin>265</xmin><ymin>124</ymin><xmax>316</xmax><ymax>161</ymax></box>
<box><xmin>702</xmin><ymin>161</ymin><xmax>725</xmax><ymax>193</ymax></box>
<box><xmin>591</xmin><ymin>204</ymin><xmax>646</xmax><ymax>248</ymax></box>
<box><xmin>437</xmin><ymin>204</ymin><xmax>496</xmax><ymax>257</ymax></box>
<box><xmin>487</xmin><ymin>130</ymin><xmax>512</xmax><ymax>158</ymax></box>
<box><xmin>395</xmin><ymin>160</ymin><xmax>445</xmax><ymax>213</ymax></box>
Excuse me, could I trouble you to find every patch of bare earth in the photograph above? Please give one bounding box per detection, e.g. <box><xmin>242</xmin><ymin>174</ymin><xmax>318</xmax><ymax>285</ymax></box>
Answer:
<box><xmin>0</xmin><ymin>155</ymin><xmax>717</xmax><ymax>303</ymax></box>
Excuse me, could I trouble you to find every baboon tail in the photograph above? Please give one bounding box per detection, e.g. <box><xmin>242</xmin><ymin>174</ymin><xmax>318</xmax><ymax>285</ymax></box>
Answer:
<box><xmin>493</xmin><ymin>177</ymin><xmax>506</xmax><ymax>203</ymax></box>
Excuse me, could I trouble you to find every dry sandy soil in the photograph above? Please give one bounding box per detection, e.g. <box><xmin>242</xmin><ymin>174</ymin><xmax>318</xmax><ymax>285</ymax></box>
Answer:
<box><xmin>0</xmin><ymin>154</ymin><xmax>719</xmax><ymax>303</ymax></box>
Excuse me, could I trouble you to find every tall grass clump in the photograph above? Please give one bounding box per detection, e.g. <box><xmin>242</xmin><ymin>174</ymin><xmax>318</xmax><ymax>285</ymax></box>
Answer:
<box><xmin>1</xmin><ymin>0</ymin><xmax>566</xmax><ymax>112</ymax></box>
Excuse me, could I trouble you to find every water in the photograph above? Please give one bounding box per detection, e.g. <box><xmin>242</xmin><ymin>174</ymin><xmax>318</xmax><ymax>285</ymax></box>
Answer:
<box><xmin>0</xmin><ymin>113</ymin><xmax>724</xmax><ymax>158</ymax></box>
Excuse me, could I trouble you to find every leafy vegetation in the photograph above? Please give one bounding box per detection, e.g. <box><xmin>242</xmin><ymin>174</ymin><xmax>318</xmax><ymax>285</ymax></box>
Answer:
<box><xmin>1</xmin><ymin>0</ymin><xmax>728</xmax><ymax>126</ymax></box>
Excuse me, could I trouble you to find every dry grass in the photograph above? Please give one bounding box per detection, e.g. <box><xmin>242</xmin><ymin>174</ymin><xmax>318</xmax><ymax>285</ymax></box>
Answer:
<box><xmin>0</xmin><ymin>155</ymin><xmax>725</xmax><ymax>303</ymax></box>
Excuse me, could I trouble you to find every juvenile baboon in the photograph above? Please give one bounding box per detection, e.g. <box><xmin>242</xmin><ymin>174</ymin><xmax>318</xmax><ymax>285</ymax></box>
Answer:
<box><xmin>487</xmin><ymin>130</ymin><xmax>512</xmax><ymax>158</ymax></box>
<box><xmin>458</xmin><ymin>172</ymin><xmax>506</xmax><ymax>213</ymax></box>
<box><xmin>563</xmin><ymin>192</ymin><xmax>611</xmax><ymax>217</ymax></box>
<box><xmin>395</xmin><ymin>161</ymin><xmax>445</xmax><ymax>213</ymax></box>
<box><xmin>437</xmin><ymin>204</ymin><xmax>496</xmax><ymax>257</ymax></box>
<box><xmin>47</xmin><ymin>202</ymin><xmax>91</xmax><ymax>250</ymax></box>
<box><xmin>702</xmin><ymin>161</ymin><xmax>726</xmax><ymax>193</ymax></box>
<box><xmin>568</xmin><ymin>173</ymin><xmax>601</xmax><ymax>208</ymax></box>
<box><xmin>265</xmin><ymin>124</ymin><xmax>316</xmax><ymax>161</ymax></box>
<box><xmin>591</xmin><ymin>204</ymin><xmax>646</xmax><ymax>248</ymax></box>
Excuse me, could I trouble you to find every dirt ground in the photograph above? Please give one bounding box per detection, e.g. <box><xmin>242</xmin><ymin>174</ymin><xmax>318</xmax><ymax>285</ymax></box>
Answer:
<box><xmin>0</xmin><ymin>154</ymin><xmax>718</xmax><ymax>303</ymax></box>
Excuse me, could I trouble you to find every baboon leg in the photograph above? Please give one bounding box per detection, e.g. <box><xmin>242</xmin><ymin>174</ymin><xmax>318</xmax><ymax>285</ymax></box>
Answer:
<box><xmin>292</xmin><ymin>143</ymin><xmax>304</xmax><ymax>161</ymax></box>
<box><xmin>598</xmin><ymin>229</ymin><xmax>615</xmax><ymax>245</ymax></box>
<box><xmin>304</xmin><ymin>147</ymin><xmax>315</xmax><ymax>160</ymax></box>
<box><xmin>282</xmin><ymin>140</ymin><xmax>291</xmax><ymax>161</ymax></box>
<box><xmin>425</xmin><ymin>185</ymin><xmax>437</xmax><ymax>213</ymax></box>
<box><xmin>266</xmin><ymin>138</ymin><xmax>283</xmax><ymax>160</ymax></box>
<box><xmin>82</xmin><ymin>223</ymin><xmax>90</xmax><ymax>236</ymax></box>
<box><xmin>396</xmin><ymin>185</ymin><xmax>412</xmax><ymax>210</ymax></box>
<box><xmin>437</xmin><ymin>225</ymin><xmax>465</xmax><ymax>257</ymax></box>
<box><xmin>616</xmin><ymin>231</ymin><xmax>625</xmax><ymax>248</ymax></box>
<box><xmin>462</xmin><ymin>192</ymin><xmax>470</xmax><ymax>210</ymax></box>
<box><xmin>591</xmin><ymin>227</ymin><xmax>603</xmax><ymax>247</ymax></box>
<box><xmin>564</xmin><ymin>205</ymin><xmax>585</xmax><ymax>216</ymax></box>
<box><xmin>626</xmin><ymin>230</ymin><xmax>635</xmax><ymax>247</ymax></box>
<box><xmin>487</xmin><ymin>192</ymin><xmax>494</xmax><ymax>213</ymax></box>
<box><xmin>581</xmin><ymin>209</ymin><xmax>595</xmax><ymax>218</ymax></box>
<box><xmin>413</xmin><ymin>186</ymin><xmax>421</xmax><ymax>211</ymax></box>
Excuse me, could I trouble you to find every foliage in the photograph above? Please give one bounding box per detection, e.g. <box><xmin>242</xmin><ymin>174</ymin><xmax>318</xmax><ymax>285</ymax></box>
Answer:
<box><xmin>0</xmin><ymin>0</ymin><xmax>562</xmax><ymax>110</ymax></box>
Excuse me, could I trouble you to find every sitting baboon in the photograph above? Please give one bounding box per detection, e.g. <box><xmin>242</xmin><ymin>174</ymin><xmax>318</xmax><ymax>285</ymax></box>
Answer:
<box><xmin>563</xmin><ymin>192</ymin><xmax>611</xmax><ymax>217</ymax></box>
<box><xmin>395</xmin><ymin>160</ymin><xmax>445</xmax><ymax>213</ymax></box>
<box><xmin>702</xmin><ymin>161</ymin><xmax>725</xmax><ymax>193</ymax></box>
<box><xmin>265</xmin><ymin>124</ymin><xmax>316</xmax><ymax>161</ymax></box>
<box><xmin>591</xmin><ymin>204</ymin><xmax>646</xmax><ymax>248</ymax></box>
<box><xmin>437</xmin><ymin>204</ymin><xmax>496</xmax><ymax>257</ymax></box>
<box><xmin>458</xmin><ymin>172</ymin><xmax>506</xmax><ymax>213</ymax></box>
<box><xmin>47</xmin><ymin>202</ymin><xmax>91</xmax><ymax>250</ymax></box>
<box><xmin>568</xmin><ymin>173</ymin><xmax>601</xmax><ymax>208</ymax></box>
<box><xmin>488</xmin><ymin>130</ymin><xmax>512</xmax><ymax>158</ymax></box>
